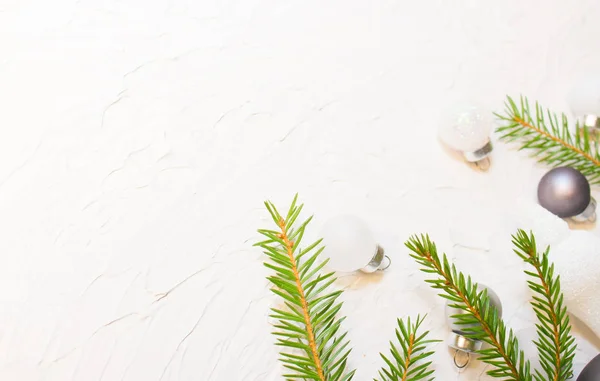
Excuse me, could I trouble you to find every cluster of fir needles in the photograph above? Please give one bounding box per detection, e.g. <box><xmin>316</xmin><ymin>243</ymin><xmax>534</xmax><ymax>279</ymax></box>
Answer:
<box><xmin>496</xmin><ymin>95</ymin><xmax>600</xmax><ymax>184</ymax></box>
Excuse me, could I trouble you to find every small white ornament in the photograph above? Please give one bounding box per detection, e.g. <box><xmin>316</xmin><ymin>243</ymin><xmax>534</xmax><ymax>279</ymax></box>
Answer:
<box><xmin>550</xmin><ymin>231</ymin><xmax>600</xmax><ymax>339</ymax></box>
<box><xmin>320</xmin><ymin>215</ymin><xmax>389</xmax><ymax>273</ymax></box>
<box><xmin>568</xmin><ymin>74</ymin><xmax>600</xmax><ymax>133</ymax></box>
<box><xmin>438</xmin><ymin>104</ymin><xmax>493</xmax><ymax>170</ymax></box>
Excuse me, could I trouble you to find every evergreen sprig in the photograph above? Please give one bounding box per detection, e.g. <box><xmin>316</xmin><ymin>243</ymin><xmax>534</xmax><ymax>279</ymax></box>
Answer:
<box><xmin>495</xmin><ymin>95</ymin><xmax>600</xmax><ymax>184</ymax></box>
<box><xmin>512</xmin><ymin>230</ymin><xmax>576</xmax><ymax>381</ymax></box>
<box><xmin>255</xmin><ymin>194</ymin><xmax>355</xmax><ymax>381</ymax></box>
<box><xmin>375</xmin><ymin>315</ymin><xmax>438</xmax><ymax>381</ymax></box>
<box><xmin>406</xmin><ymin>234</ymin><xmax>532</xmax><ymax>381</ymax></box>
<box><xmin>255</xmin><ymin>196</ymin><xmax>575</xmax><ymax>381</ymax></box>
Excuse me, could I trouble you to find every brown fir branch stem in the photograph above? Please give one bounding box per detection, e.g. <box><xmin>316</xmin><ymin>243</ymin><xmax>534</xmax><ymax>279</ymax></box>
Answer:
<box><xmin>401</xmin><ymin>334</ymin><xmax>415</xmax><ymax>381</ymax></box>
<box><xmin>277</xmin><ymin>217</ymin><xmax>325</xmax><ymax>381</ymax></box>
<box><xmin>513</xmin><ymin>116</ymin><xmax>600</xmax><ymax>167</ymax></box>
<box><xmin>524</xmin><ymin>250</ymin><xmax>561</xmax><ymax>381</ymax></box>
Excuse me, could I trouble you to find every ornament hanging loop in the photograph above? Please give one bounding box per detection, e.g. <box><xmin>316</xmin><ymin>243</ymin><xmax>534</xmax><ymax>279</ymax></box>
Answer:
<box><xmin>453</xmin><ymin>349</ymin><xmax>470</xmax><ymax>369</ymax></box>
<box><xmin>378</xmin><ymin>255</ymin><xmax>391</xmax><ymax>271</ymax></box>
<box><xmin>361</xmin><ymin>246</ymin><xmax>391</xmax><ymax>273</ymax></box>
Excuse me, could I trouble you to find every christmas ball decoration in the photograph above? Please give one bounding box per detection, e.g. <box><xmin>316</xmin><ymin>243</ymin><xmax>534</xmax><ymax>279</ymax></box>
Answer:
<box><xmin>445</xmin><ymin>284</ymin><xmax>502</xmax><ymax>368</ymax></box>
<box><xmin>320</xmin><ymin>215</ymin><xmax>390</xmax><ymax>273</ymax></box>
<box><xmin>537</xmin><ymin>167</ymin><xmax>596</xmax><ymax>222</ymax></box>
<box><xmin>568</xmin><ymin>74</ymin><xmax>600</xmax><ymax>135</ymax></box>
<box><xmin>551</xmin><ymin>231</ymin><xmax>600</xmax><ymax>340</ymax></box>
<box><xmin>438</xmin><ymin>104</ymin><xmax>493</xmax><ymax>170</ymax></box>
<box><xmin>578</xmin><ymin>354</ymin><xmax>600</xmax><ymax>381</ymax></box>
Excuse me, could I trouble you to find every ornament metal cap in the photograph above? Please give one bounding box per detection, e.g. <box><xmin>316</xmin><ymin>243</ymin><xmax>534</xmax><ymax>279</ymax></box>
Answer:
<box><xmin>570</xmin><ymin>197</ymin><xmax>597</xmax><ymax>223</ymax></box>
<box><xmin>579</xmin><ymin>115</ymin><xmax>600</xmax><ymax>140</ymax></box>
<box><xmin>462</xmin><ymin>140</ymin><xmax>493</xmax><ymax>170</ymax></box>
<box><xmin>583</xmin><ymin>114</ymin><xmax>600</xmax><ymax>129</ymax></box>
<box><xmin>360</xmin><ymin>245</ymin><xmax>391</xmax><ymax>273</ymax></box>
<box><xmin>447</xmin><ymin>332</ymin><xmax>482</xmax><ymax>368</ymax></box>
<box><xmin>447</xmin><ymin>332</ymin><xmax>483</xmax><ymax>352</ymax></box>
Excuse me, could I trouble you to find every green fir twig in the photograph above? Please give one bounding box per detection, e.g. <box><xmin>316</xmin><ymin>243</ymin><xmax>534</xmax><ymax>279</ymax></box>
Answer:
<box><xmin>512</xmin><ymin>230</ymin><xmax>576</xmax><ymax>381</ymax></box>
<box><xmin>495</xmin><ymin>95</ymin><xmax>600</xmax><ymax>184</ymax></box>
<box><xmin>255</xmin><ymin>194</ymin><xmax>355</xmax><ymax>381</ymax></box>
<box><xmin>406</xmin><ymin>234</ymin><xmax>532</xmax><ymax>381</ymax></box>
<box><xmin>375</xmin><ymin>315</ymin><xmax>438</xmax><ymax>381</ymax></box>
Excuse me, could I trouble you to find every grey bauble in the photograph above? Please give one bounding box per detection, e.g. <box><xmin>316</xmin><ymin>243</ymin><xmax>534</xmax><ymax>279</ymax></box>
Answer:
<box><xmin>538</xmin><ymin>167</ymin><xmax>591</xmax><ymax>218</ymax></box>
<box><xmin>578</xmin><ymin>354</ymin><xmax>600</xmax><ymax>381</ymax></box>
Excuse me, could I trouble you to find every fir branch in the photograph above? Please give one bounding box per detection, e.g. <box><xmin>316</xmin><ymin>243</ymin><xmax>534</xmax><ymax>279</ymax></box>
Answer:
<box><xmin>255</xmin><ymin>194</ymin><xmax>355</xmax><ymax>381</ymax></box>
<box><xmin>511</xmin><ymin>230</ymin><xmax>576</xmax><ymax>381</ymax></box>
<box><xmin>495</xmin><ymin>95</ymin><xmax>600</xmax><ymax>184</ymax></box>
<box><xmin>375</xmin><ymin>315</ymin><xmax>438</xmax><ymax>381</ymax></box>
<box><xmin>406</xmin><ymin>234</ymin><xmax>532</xmax><ymax>381</ymax></box>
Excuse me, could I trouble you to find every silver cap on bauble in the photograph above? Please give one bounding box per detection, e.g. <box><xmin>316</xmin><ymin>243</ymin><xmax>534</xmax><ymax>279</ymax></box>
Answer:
<box><xmin>582</xmin><ymin>115</ymin><xmax>600</xmax><ymax>130</ymax></box>
<box><xmin>537</xmin><ymin>167</ymin><xmax>596</xmax><ymax>222</ymax></box>
<box><xmin>577</xmin><ymin>115</ymin><xmax>600</xmax><ymax>140</ymax></box>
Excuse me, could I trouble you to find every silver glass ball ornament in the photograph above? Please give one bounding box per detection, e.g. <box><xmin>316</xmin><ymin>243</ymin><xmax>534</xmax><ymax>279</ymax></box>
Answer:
<box><xmin>578</xmin><ymin>354</ymin><xmax>600</xmax><ymax>381</ymax></box>
<box><xmin>537</xmin><ymin>167</ymin><xmax>596</xmax><ymax>223</ymax></box>
<box><xmin>445</xmin><ymin>284</ymin><xmax>503</xmax><ymax>369</ymax></box>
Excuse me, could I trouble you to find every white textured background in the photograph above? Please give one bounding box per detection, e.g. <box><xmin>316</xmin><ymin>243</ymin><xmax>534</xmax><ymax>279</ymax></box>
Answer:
<box><xmin>1</xmin><ymin>0</ymin><xmax>600</xmax><ymax>380</ymax></box>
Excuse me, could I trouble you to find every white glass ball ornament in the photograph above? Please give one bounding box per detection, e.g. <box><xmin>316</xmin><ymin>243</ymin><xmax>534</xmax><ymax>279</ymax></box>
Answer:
<box><xmin>568</xmin><ymin>74</ymin><xmax>600</xmax><ymax>134</ymax></box>
<box><xmin>445</xmin><ymin>284</ymin><xmax>503</xmax><ymax>369</ymax></box>
<box><xmin>320</xmin><ymin>215</ymin><xmax>390</xmax><ymax>273</ymax></box>
<box><xmin>438</xmin><ymin>105</ymin><xmax>493</xmax><ymax>170</ymax></box>
<box><xmin>550</xmin><ymin>231</ymin><xmax>600</xmax><ymax>340</ymax></box>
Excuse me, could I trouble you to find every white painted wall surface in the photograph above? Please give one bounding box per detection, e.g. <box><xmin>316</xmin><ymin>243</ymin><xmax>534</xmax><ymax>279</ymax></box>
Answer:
<box><xmin>1</xmin><ymin>0</ymin><xmax>600</xmax><ymax>380</ymax></box>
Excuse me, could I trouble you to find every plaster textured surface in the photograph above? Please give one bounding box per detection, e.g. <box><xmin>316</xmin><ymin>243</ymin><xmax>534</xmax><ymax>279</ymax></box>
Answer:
<box><xmin>1</xmin><ymin>0</ymin><xmax>600</xmax><ymax>379</ymax></box>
